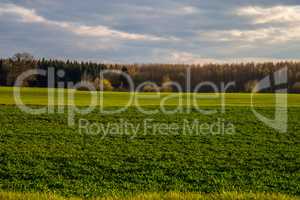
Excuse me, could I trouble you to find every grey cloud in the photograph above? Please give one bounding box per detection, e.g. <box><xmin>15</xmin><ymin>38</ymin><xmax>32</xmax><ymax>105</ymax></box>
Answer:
<box><xmin>1</xmin><ymin>0</ymin><xmax>300</xmax><ymax>63</ymax></box>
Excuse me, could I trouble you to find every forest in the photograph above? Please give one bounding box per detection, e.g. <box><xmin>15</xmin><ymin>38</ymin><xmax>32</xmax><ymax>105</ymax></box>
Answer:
<box><xmin>0</xmin><ymin>53</ymin><xmax>300</xmax><ymax>92</ymax></box>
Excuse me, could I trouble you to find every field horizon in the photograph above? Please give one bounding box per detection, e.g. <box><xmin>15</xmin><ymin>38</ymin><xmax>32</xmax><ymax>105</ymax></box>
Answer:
<box><xmin>1</xmin><ymin>86</ymin><xmax>300</xmax><ymax>107</ymax></box>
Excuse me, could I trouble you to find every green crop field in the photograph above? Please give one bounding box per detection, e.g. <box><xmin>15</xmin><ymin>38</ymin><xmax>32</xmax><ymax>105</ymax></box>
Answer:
<box><xmin>0</xmin><ymin>87</ymin><xmax>299</xmax><ymax>199</ymax></box>
<box><xmin>1</xmin><ymin>86</ymin><xmax>300</xmax><ymax>107</ymax></box>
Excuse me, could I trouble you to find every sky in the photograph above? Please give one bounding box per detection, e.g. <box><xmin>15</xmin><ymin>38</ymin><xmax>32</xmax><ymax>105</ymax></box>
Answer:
<box><xmin>0</xmin><ymin>0</ymin><xmax>300</xmax><ymax>63</ymax></box>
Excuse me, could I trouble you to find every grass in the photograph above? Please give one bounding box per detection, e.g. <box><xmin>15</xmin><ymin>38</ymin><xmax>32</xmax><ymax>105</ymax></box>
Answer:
<box><xmin>0</xmin><ymin>87</ymin><xmax>299</xmax><ymax>199</ymax></box>
<box><xmin>1</xmin><ymin>106</ymin><xmax>299</xmax><ymax>197</ymax></box>
<box><xmin>0</xmin><ymin>191</ymin><xmax>299</xmax><ymax>200</ymax></box>
<box><xmin>1</xmin><ymin>86</ymin><xmax>300</xmax><ymax>107</ymax></box>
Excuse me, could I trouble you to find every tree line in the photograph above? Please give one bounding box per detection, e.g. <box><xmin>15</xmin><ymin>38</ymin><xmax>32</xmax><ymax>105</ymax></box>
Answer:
<box><xmin>0</xmin><ymin>53</ymin><xmax>300</xmax><ymax>93</ymax></box>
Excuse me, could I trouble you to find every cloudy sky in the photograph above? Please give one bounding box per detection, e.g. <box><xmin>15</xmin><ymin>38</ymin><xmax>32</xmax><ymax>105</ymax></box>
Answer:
<box><xmin>0</xmin><ymin>0</ymin><xmax>300</xmax><ymax>63</ymax></box>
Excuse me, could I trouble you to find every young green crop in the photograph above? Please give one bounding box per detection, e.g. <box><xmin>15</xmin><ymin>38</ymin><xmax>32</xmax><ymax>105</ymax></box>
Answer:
<box><xmin>0</xmin><ymin>86</ymin><xmax>300</xmax><ymax>107</ymax></box>
<box><xmin>0</xmin><ymin>87</ymin><xmax>299</xmax><ymax>198</ymax></box>
<box><xmin>0</xmin><ymin>106</ymin><xmax>299</xmax><ymax>197</ymax></box>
